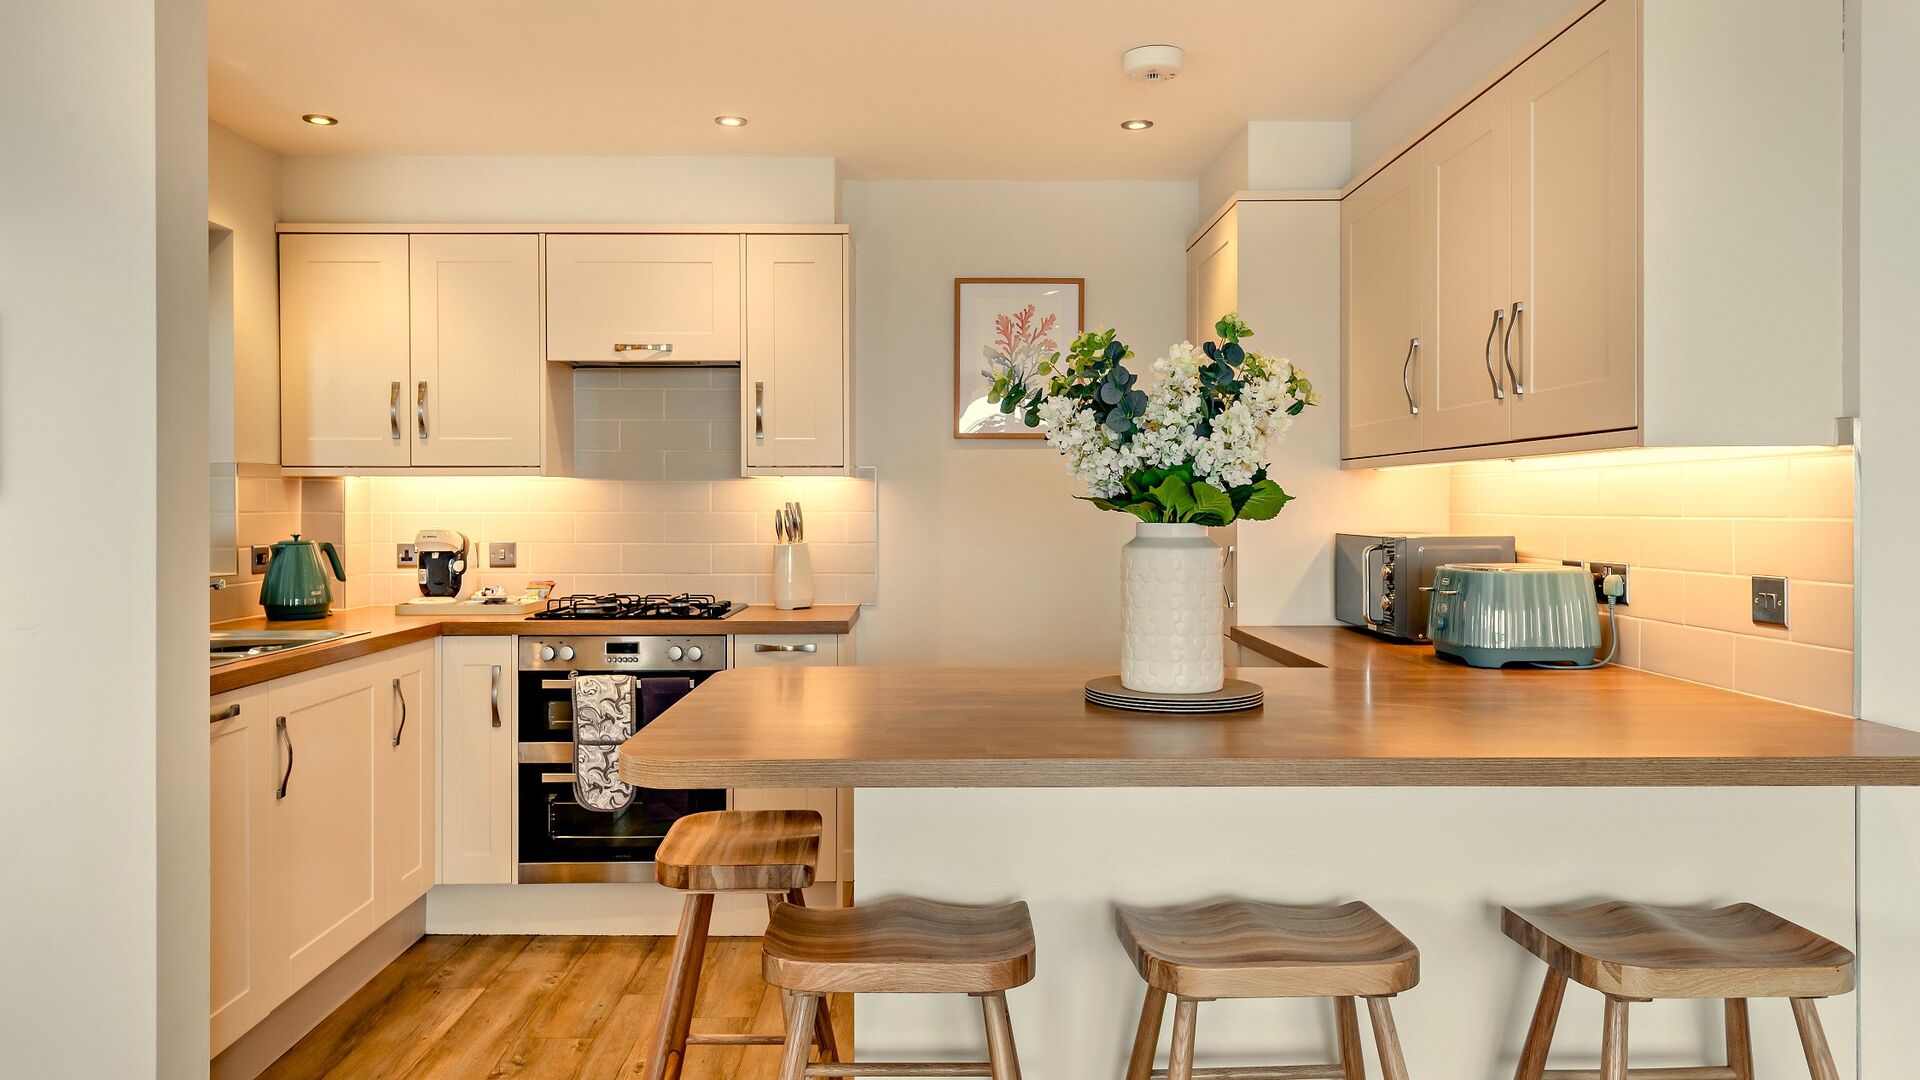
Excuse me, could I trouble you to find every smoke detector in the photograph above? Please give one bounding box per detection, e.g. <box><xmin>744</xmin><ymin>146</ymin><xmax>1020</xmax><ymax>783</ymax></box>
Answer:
<box><xmin>1122</xmin><ymin>44</ymin><xmax>1184</xmax><ymax>83</ymax></box>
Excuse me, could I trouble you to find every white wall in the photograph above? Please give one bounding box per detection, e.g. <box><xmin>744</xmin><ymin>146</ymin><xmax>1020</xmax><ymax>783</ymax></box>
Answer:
<box><xmin>209</xmin><ymin>122</ymin><xmax>283</xmax><ymax>464</ymax></box>
<box><xmin>1349</xmin><ymin>0</ymin><xmax>1587</xmax><ymax>174</ymax></box>
<box><xmin>1200</xmin><ymin>122</ymin><xmax>1353</xmax><ymax>214</ymax></box>
<box><xmin>279</xmin><ymin>154</ymin><xmax>837</xmax><ymax>223</ymax></box>
<box><xmin>0</xmin><ymin>0</ymin><xmax>207</xmax><ymax>1076</ymax></box>
<box><xmin>841</xmin><ymin>180</ymin><xmax>1197</xmax><ymax>665</ymax></box>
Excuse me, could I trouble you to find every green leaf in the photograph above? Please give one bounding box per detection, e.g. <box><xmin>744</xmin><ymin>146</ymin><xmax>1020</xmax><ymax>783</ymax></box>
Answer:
<box><xmin>1121</xmin><ymin>500</ymin><xmax>1161</xmax><ymax>523</ymax></box>
<box><xmin>1023</xmin><ymin>409</ymin><xmax>1040</xmax><ymax>428</ymax></box>
<box><xmin>1148</xmin><ymin>475</ymin><xmax>1196</xmax><ymax>521</ymax></box>
<box><xmin>1234</xmin><ymin>479</ymin><xmax>1294</xmax><ymax>521</ymax></box>
<box><xmin>1190</xmin><ymin>481</ymin><xmax>1236</xmax><ymax>526</ymax></box>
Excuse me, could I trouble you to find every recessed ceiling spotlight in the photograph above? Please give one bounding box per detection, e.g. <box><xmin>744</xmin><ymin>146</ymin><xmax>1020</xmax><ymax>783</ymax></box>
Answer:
<box><xmin>301</xmin><ymin>113</ymin><xmax>338</xmax><ymax>126</ymax></box>
<box><xmin>714</xmin><ymin>115</ymin><xmax>748</xmax><ymax>128</ymax></box>
<box><xmin>1121</xmin><ymin>119</ymin><xmax>1155</xmax><ymax>131</ymax></box>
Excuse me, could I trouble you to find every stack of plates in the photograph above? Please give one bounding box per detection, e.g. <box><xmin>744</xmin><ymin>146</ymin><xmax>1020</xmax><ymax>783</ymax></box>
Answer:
<box><xmin>1084</xmin><ymin>675</ymin><xmax>1264</xmax><ymax>715</ymax></box>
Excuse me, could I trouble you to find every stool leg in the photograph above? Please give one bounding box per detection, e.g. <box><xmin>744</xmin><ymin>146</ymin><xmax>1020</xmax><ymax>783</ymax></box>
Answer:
<box><xmin>778</xmin><ymin>993</ymin><xmax>822</xmax><ymax>1080</ymax></box>
<box><xmin>777</xmin><ymin>886</ymin><xmax>842</xmax><ymax>1063</ymax></box>
<box><xmin>641</xmin><ymin>892</ymin><xmax>714</xmax><ymax>1080</ymax></box>
<box><xmin>980</xmin><ymin>991</ymin><xmax>1023</xmax><ymax>1080</ymax></box>
<box><xmin>1365</xmin><ymin>997</ymin><xmax>1410</xmax><ymax>1080</ymax></box>
<box><xmin>1514</xmin><ymin>968</ymin><xmax>1567</xmax><ymax>1080</ymax></box>
<box><xmin>1791</xmin><ymin>999</ymin><xmax>1840</xmax><ymax>1080</ymax></box>
<box><xmin>1167</xmin><ymin>998</ymin><xmax>1200</xmax><ymax>1080</ymax></box>
<box><xmin>1125</xmin><ymin>988</ymin><xmax>1168</xmax><ymax>1080</ymax></box>
<box><xmin>1600</xmin><ymin>996</ymin><xmax>1629</xmax><ymax>1080</ymax></box>
<box><xmin>1335</xmin><ymin>997</ymin><xmax>1366</xmax><ymax>1080</ymax></box>
<box><xmin>1724</xmin><ymin>998</ymin><xmax>1754</xmax><ymax>1080</ymax></box>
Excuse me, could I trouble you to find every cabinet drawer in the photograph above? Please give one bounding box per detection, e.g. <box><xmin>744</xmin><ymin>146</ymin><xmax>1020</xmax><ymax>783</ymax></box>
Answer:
<box><xmin>734</xmin><ymin>634</ymin><xmax>838</xmax><ymax>667</ymax></box>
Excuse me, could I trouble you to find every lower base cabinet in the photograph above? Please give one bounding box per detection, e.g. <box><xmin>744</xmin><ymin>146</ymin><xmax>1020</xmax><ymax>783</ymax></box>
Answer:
<box><xmin>438</xmin><ymin>637</ymin><xmax>515</xmax><ymax>884</ymax></box>
<box><xmin>731</xmin><ymin>632</ymin><xmax>849</xmax><ymax>883</ymax></box>
<box><xmin>209</xmin><ymin>684</ymin><xmax>280</xmax><ymax>1054</ymax></box>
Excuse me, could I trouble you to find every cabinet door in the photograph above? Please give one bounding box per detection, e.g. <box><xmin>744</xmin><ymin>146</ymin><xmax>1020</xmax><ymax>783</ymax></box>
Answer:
<box><xmin>267</xmin><ymin>657</ymin><xmax>383</xmax><ymax>988</ymax></box>
<box><xmin>1187</xmin><ymin>206</ymin><xmax>1238</xmax><ymax>345</ymax></box>
<box><xmin>545</xmin><ymin>234</ymin><xmax>743</xmax><ymax>365</ymax></box>
<box><xmin>440</xmin><ymin>637</ymin><xmax>514</xmax><ymax>884</ymax></box>
<box><xmin>1421</xmin><ymin>88</ymin><xmax>1514</xmax><ymax>450</ymax></box>
<box><xmin>279</xmin><ymin>233</ymin><xmax>411</xmax><ymax>468</ymax></box>
<box><xmin>1342</xmin><ymin>152</ymin><xmax>1425</xmax><ymax>459</ymax></box>
<box><xmin>378</xmin><ymin>643</ymin><xmax>436</xmax><ymax>918</ymax></box>
<box><xmin>1507</xmin><ymin>0</ymin><xmax>1639</xmax><ymax>441</ymax></box>
<box><xmin>409</xmin><ymin>234</ymin><xmax>543</xmax><ymax>468</ymax></box>
<box><xmin>732</xmin><ymin>634</ymin><xmax>842</xmax><ymax>880</ymax></box>
<box><xmin>209</xmin><ymin>685</ymin><xmax>282</xmax><ymax>1055</ymax></box>
<box><xmin>744</xmin><ymin>234</ymin><xmax>848</xmax><ymax>471</ymax></box>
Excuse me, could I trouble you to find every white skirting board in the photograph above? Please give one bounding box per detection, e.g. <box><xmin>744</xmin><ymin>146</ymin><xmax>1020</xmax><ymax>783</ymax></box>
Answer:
<box><xmin>853</xmin><ymin>787</ymin><xmax>1859</xmax><ymax>1080</ymax></box>
<box><xmin>425</xmin><ymin>879</ymin><xmax>843</xmax><ymax>936</ymax></box>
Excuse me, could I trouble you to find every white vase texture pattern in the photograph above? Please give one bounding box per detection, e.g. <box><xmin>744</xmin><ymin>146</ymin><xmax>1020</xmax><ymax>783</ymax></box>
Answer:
<box><xmin>1120</xmin><ymin>523</ymin><xmax>1225</xmax><ymax>693</ymax></box>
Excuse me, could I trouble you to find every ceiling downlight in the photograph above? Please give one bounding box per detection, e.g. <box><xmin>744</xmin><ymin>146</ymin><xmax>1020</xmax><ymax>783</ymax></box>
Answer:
<box><xmin>714</xmin><ymin>115</ymin><xmax>748</xmax><ymax>128</ymax></box>
<box><xmin>300</xmin><ymin>113</ymin><xmax>338</xmax><ymax>126</ymax></box>
<box><xmin>1121</xmin><ymin>119</ymin><xmax>1154</xmax><ymax>131</ymax></box>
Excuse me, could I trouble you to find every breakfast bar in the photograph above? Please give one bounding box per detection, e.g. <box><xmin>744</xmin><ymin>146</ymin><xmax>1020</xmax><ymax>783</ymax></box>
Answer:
<box><xmin>620</xmin><ymin>628</ymin><xmax>1920</xmax><ymax>1080</ymax></box>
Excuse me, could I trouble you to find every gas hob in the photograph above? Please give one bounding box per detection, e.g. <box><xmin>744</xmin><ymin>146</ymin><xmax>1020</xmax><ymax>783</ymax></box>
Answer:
<box><xmin>525</xmin><ymin>592</ymin><xmax>745</xmax><ymax>622</ymax></box>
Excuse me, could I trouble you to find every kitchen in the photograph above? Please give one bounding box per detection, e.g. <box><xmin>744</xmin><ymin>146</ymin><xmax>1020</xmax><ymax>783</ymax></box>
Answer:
<box><xmin>7</xmin><ymin>1</ymin><xmax>1920</xmax><ymax>1079</ymax></box>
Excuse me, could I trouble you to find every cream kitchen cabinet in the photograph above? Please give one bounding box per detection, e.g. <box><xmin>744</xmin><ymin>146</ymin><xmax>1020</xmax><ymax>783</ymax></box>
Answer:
<box><xmin>209</xmin><ymin>685</ymin><xmax>280</xmax><ymax>1056</ymax></box>
<box><xmin>731</xmin><ymin>632</ymin><xmax>848</xmax><ymax>882</ymax></box>
<box><xmin>1187</xmin><ymin>204</ymin><xmax>1238</xmax><ymax>347</ymax></box>
<box><xmin>378</xmin><ymin>642</ymin><xmax>436</xmax><ymax>918</ymax></box>
<box><xmin>743</xmin><ymin>234</ymin><xmax>850</xmax><ymax>474</ymax></box>
<box><xmin>279</xmin><ymin>231</ymin><xmax>546</xmax><ymax>471</ymax></box>
<box><xmin>1340</xmin><ymin>0</ymin><xmax>1842</xmax><ymax>464</ymax></box>
<box><xmin>545</xmin><ymin>233</ymin><xmax>744</xmax><ymax>365</ymax></box>
<box><xmin>439</xmin><ymin>636</ymin><xmax>515</xmax><ymax>885</ymax></box>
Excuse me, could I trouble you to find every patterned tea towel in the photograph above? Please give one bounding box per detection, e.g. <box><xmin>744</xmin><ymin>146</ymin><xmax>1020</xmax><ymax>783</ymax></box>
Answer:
<box><xmin>571</xmin><ymin>674</ymin><xmax>637</xmax><ymax>812</ymax></box>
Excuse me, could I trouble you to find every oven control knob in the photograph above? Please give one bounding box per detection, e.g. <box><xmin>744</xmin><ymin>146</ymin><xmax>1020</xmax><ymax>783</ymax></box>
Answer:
<box><xmin>539</xmin><ymin>644</ymin><xmax>557</xmax><ymax>661</ymax></box>
<box><xmin>557</xmin><ymin>645</ymin><xmax>576</xmax><ymax>662</ymax></box>
<box><xmin>686</xmin><ymin>646</ymin><xmax>704</xmax><ymax>662</ymax></box>
<box><xmin>667</xmin><ymin>646</ymin><xmax>685</xmax><ymax>661</ymax></box>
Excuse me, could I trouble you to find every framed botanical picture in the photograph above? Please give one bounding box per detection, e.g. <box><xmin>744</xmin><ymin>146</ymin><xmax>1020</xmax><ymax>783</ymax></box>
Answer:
<box><xmin>953</xmin><ymin>277</ymin><xmax>1085</xmax><ymax>439</ymax></box>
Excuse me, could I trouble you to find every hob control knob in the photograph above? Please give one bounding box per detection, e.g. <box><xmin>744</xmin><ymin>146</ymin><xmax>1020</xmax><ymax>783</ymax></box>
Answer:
<box><xmin>686</xmin><ymin>646</ymin><xmax>704</xmax><ymax>662</ymax></box>
<box><xmin>667</xmin><ymin>646</ymin><xmax>685</xmax><ymax>661</ymax></box>
<box><xmin>557</xmin><ymin>645</ymin><xmax>576</xmax><ymax>662</ymax></box>
<box><xmin>539</xmin><ymin>644</ymin><xmax>557</xmax><ymax>661</ymax></box>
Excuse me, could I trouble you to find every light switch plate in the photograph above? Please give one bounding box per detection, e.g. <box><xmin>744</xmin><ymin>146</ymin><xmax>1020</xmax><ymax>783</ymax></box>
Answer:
<box><xmin>1752</xmin><ymin>575</ymin><xmax>1789</xmax><ymax>627</ymax></box>
<box><xmin>249</xmin><ymin>545</ymin><xmax>272</xmax><ymax>575</ymax></box>
<box><xmin>396</xmin><ymin>543</ymin><xmax>418</xmax><ymax>568</ymax></box>
<box><xmin>489</xmin><ymin>541</ymin><xmax>517</xmax><ymax>568</ymax></box>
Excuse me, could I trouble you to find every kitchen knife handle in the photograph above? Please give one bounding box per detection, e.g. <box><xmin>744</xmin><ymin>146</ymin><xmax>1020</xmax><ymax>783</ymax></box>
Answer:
<box><xmin>1484</xmin><ymin>309</ymin><xmax>1506</xmax><ymax>400</ymax></box>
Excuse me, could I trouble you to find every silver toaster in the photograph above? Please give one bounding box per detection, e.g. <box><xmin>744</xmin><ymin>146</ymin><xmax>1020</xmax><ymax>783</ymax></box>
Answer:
<box><xmin>1334</xmin><ymin>533</ymin><xmax>1517</xmax><ymax>642</ymax></box>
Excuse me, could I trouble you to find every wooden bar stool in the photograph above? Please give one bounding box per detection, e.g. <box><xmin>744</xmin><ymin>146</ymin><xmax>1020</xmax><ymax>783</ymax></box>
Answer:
<box><xmin>762</xmin><ymin>895</ymin><xmax>1037</xmax><ymax>1079</ymax></box>
<box><xmin>642</xmin><ymin>809</ymin><xmax>838</xmax><ymax>1080</ymax></box>
<box><xmin>1116</xmin><ymin>899</ymin><xmax>1421</xmax><ymax>1080</ymax></box>
<box><xmin>1502</xmin><ymin>901</ymin><xmax>1855</xmax><ymax>1080</ymax></box>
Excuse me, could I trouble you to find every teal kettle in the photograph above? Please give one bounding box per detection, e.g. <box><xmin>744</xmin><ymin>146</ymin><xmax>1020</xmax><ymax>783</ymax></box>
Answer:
<box><xmin>260</xmin><ymin>534</ymin><xmax>346</xmax><ymax>620</ymax></box>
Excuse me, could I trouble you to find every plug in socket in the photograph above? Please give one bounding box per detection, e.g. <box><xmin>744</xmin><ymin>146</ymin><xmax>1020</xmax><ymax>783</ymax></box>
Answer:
<box><xmin>396</xmin><ymin>543</ymin><xmax>418</xmax><ymax>568</ymax></box>
<box><xmin>249</xmin><ymin>545</ymin><xmax>272</xmax><ymax>575</ymax></box>
<box><xmin>1566</xmin><ymin>559</ymin><xmax>1630</xmax><ymax>605</ymax></box>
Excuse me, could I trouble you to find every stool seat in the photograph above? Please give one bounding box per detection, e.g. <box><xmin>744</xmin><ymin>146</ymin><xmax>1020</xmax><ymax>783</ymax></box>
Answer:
<box><xmin>763</xmin><ymin>896</ymin><xmax>1037</xmax><ymax>995</ymax></box>
<box><xmin>653</xmin><ymin>809</ymin><xmax>822</xmax><ymax>892</ymax></box>
<box><xmin>1502</xmin><ymin>900</ymin><xmax>1855</xmax><ymax>1000</ymax></box>
<box><xmin>1117</xmin><ymin>899</ymin><xmax>1420</xmax><ymax>999</ymax></box>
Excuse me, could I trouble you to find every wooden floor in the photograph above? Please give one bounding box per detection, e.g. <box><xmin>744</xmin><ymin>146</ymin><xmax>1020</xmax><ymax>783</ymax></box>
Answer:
<box><xmin>261</xmin><ymin>935</ymin><xmax>852</xmax><ymax>1080</ymax></box>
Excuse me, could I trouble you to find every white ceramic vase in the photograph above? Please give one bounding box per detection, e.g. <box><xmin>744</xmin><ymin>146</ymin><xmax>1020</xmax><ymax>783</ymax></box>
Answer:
<box><xmin>1119</xmin><ymin>522</ymin><xmax>1225</xmax><ymax>693</ymax></box>
<box><xmin>772</xmin><ymin>542</ymin><xmax>815</xmax><ymax>610</ymax></box>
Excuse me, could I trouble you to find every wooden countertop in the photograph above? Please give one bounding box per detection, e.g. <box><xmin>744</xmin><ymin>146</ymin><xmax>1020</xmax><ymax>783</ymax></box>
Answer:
<box><xmin>208</xmin><ymin>604</ymin><xmax>860</xmax><ymax>695</ymax></box>
<box><xmin>617</xmin><ymin>626</ymin><xmax>1920</xmax><ymax>788</ymax></box>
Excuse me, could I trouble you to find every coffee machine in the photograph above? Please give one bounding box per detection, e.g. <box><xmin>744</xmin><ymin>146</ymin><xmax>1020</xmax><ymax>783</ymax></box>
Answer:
<box><xmin>415</xmin><ymin>528</ymin><xmax>469</xmax><ymax>601</ymax></box>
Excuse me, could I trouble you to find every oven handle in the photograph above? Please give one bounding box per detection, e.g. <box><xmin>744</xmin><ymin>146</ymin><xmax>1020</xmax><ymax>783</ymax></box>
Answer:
<box><xmin>540</xmin><ymin>771</ymin><xmax>577</xmax><ymax>784</ymax></box>
<box><xmin>541</xmin><ymin>678</ymin><xmax>575</xmax><ymax>690</ymax></box>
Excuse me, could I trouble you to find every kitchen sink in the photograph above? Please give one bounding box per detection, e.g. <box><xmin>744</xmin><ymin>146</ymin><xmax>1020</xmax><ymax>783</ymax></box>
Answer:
<box><xmin>209</xmin><ymin>628</ymin><xmax>367</xmax><ymax>667</ymax></box>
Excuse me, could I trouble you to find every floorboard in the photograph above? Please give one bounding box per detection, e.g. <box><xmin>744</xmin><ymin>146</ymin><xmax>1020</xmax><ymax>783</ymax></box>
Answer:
<box><xmin>260</xmin><ymin>935</ymin><xmax>853</xmax><ymax>1080</ymax></box>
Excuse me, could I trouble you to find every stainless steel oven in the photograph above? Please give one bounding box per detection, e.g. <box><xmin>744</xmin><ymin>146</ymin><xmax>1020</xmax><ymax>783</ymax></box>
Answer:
<box><xmin>516</xmin><ymin>634</ymin><xmax>728</xmax><ymax>883</ymax></box>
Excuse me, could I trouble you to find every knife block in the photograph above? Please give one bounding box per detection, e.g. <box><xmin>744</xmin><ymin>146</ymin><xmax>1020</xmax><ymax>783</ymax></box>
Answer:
<box><xmin>772</xmin><ymin>543</ymin><xmax>815</xmax><ymax>610</ymax></box>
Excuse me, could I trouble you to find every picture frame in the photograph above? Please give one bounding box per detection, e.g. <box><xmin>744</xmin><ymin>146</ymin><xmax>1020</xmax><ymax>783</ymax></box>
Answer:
<box><xmin>953</xmin><ymin>277</ymin><xmax>1085</xmax><ymax>440</ymax></box>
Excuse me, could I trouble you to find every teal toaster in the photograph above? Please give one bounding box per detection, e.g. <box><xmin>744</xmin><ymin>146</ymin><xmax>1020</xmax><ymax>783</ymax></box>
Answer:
<box><xmin>1426</xmin><ymin>563</ymin><xmax>1599</xmax><ymax>668</ymax></box>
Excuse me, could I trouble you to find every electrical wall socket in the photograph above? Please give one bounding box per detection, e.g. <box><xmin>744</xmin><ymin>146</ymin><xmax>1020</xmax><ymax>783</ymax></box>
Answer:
<box><xmin>1752</xmin><ymin>575</ymin><xmax>1789</xmax><ymax>627</ymax></box>
<box><xmin>395</xmin><ymin>543</ymin><xmax>418</xmax><ymax>568</ymax></box>
<box><xmin>489</xmin><ymin>541</ymin><xmax>517</xmax><ymax>568</ymax></box>
<box><xmin>1564</xmin><ymin>559</ymin><xmax>1631</xmax><ymax>605</ymax></box>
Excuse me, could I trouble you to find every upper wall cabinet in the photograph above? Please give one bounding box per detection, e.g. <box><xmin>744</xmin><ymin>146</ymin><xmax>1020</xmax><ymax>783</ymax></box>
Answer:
<box><xmin>1340</xmin><ymin>0</ymin><xmax>1844</xmax><ymax>466</ymax></box>
<box><xmin>280</xmin><ymin>232</ymin><xmax>547</xmax><ymax>471</ymax></box>
<box><xmin>545</xmin><ymin>234</ymin><xmax>744</xmax><ymax>365</ymax></box>
<box><xmin>743</xmin><ymin>234</ymin><xmax>849</xmax><ymax>473</ymax></box>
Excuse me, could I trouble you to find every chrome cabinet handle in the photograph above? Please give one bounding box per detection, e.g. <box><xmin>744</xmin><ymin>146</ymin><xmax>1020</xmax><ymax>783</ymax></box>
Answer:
<box><xmin>276</xmin><ymin>715</ymin><xmax>293</xmax><ymax>800</ymax></box>
<box><xmin>1504</xmin><ymin>301</ymin><xmax>1525</xmax><ymax>395</ymax></box>
<box><xmin>416</xmin><ymin>381</ymin><xmax>429</xmax><ymax>440</ymax></box>
<box><xmin>1223</xmin><ymin>543</ymin><xmax>1237</xmax><ymax>611</ymax></box>
<box><xmin>753</xmin><ymin>642</ymin><xmax>817</xmax><ymax>653</ymax></box>
<box><xmin>490</xmin><ymin>664</ymin><xmax>503</xmax><ymax>728</ymax></box>
<box><xmin>389</xmin><ymin>381</ymin><xmax>402</xmax><ymax>440</ymax></box>
<box><xmin>612</xmin><ymin>342</ymin><xmax>673</xmax><ymax>356</ymax></box>
<box><xmin>391</xmin><ymin>677</ymin><xmax>407</xmax><ymax>748</ymax></box>
<box><xmin>211</xmin><ymin>703</ymin><xmax>242</xmax><ymax>723</ymax></box>
<box><xmin>1359</xmin><ymin>542</ymin><xmax>1385</xmax><ymax>629</ymax></box>
<box><xmin>1401</xmin><ymin>337</ymin><xmax>1421</xmax><ymax>416</ymax></box>
<box><xmin>1483</xmin><ymin>309</ymin><xmax>1507</xmax><ymax>399</ymax></box>
<box><xmin>754</xmin><ymin>381</ymin><xmax>766</xmax><ymax>441</ymax></box>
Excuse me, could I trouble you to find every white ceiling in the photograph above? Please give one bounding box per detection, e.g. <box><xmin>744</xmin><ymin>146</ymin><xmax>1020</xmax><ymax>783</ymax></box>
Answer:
<box><xmin>209</xmin><ymin>0</ymin><xmax>1476</xmax><ymax>179</ymax></box>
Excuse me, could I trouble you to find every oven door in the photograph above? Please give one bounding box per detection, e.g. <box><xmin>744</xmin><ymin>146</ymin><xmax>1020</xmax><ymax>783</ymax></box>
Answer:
<box><xmin>517</xmin><ymin>761</ymin><xmax>726</xmax><ymax>882</ymax></box>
